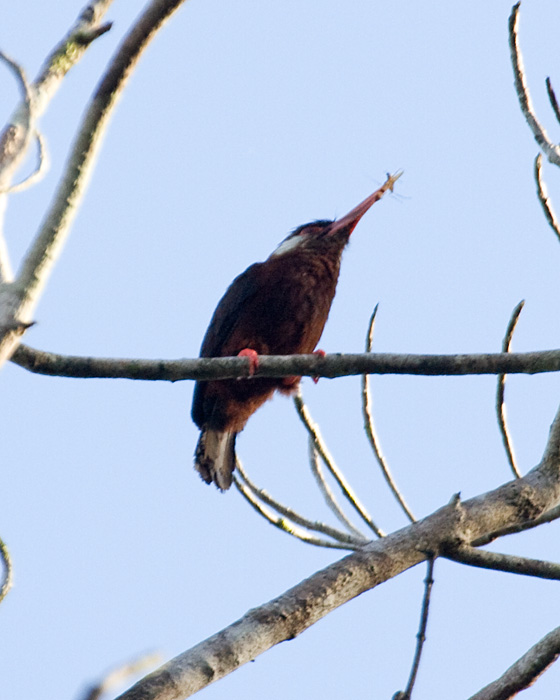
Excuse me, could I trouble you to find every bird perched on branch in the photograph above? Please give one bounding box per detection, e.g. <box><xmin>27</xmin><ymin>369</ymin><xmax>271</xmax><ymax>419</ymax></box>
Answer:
<box><xmin>191</xmin><ymin>172</ymin><xmax>401</xmax><ymax>490</ymax></box>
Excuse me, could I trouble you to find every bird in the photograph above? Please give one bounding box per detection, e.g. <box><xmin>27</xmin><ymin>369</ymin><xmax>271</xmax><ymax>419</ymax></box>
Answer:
<box><xmin>191</xmin><ymin>172</ymin><xmax>401</xmax><ymax>490</ymax></box>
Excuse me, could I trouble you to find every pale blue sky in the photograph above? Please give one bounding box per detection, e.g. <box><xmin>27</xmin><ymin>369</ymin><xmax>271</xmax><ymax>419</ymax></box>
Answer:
<box><xmin>2</xmin><ymin>2</ymin><xmax>560</xmax><ymax>698</ymax></box>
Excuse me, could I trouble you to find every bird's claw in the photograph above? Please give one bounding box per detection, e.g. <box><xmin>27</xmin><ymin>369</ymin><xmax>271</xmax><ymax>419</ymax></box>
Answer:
<box><xmin>238</xmin><ymin>348</ymin><xmax>259</xmax><ymax>377</ymax></box>
<box><xmin>312</xmin><ymin>349</ymin><xmax>326</xmax><ymax>384</ymax></box>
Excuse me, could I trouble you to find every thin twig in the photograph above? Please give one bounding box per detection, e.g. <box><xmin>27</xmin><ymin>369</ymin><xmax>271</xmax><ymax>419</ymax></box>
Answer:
<box><xmin>234</xmin><ymin>458</ymin><xmax>366</xmax><ymax>547</ymax></box>
<box><xmin>468</xmin><ymin>626</ymin><xmax>560</xmax><ymax>700</ymax></box>
<box><xmin>534</xmin><ymin>153</ymin><xmax>560</xmax><ymax>243</ymax></box>
<box><xmin>472</xmin><ymin>502</ymin><xmax>560</xmax><ymax>547</ymax></box>
<box><xmin>12</xmin><ymin>344</ymin><xmax>560</xmax><ymax>381</ymax></box>
<box><xmin>0</xmin><ymin>49</ymin><xmax>33</xmax><ymax>180</ymax></box>
<box><xmin>308</xmin><ymin>440</ymin><xmax>368</xmax><ymax>541</ymax></box>
<box><xmin>0</xmin><ymin>0</ymin><xmax>114</xmax><ymax>364</ymax></box>
<box><xmin>16</xmin><ymin>0</ymin><xmax>185</xmax><ymax>313</ymax></box>
<box><xmin>362</xmin><ymin>305</ymin><xmax>415</xmax><ymax>522</ymax></box>
<box><xmin>508</xmin><ymin>2</ymin><xmax>560</xmax><ymax>166</ymax></box>
<box><xmin>0</xmin><ymin>130</ymin><xmax>49</xmax><ymax>195</ymax></box>
<box><xmin>546</xmin><ymin>77</ymin><xmax>560</xmax><ymax>126</ymax></box>
<box><xmin>395</xmin><ymin>557</ymin><xmax>435</xmax><ymax>700</ymax></box>
<box><xmin>496</xmin><ymin>300</ymin><xmax>524</xmax><ymax>479</ymax></box>
<box><xmin>443</xmin><ymin>544</ymin><xmax>560</xmax><ymax>581</ymax></box>
<box><xmin>234</xmin><ymin>476</ymin><xmax>358</xmax><ymax>550</ymax></box>
<box><xmin>0</xmin><ymin>536</ymin><xmax>13</xmax><ymax>604</ymax></box>
<box><xmin>115</xmin><ymin>404</ymin><xmax>560</xmax><ymax>700</ymax></box>
<box><xmin>77</xmin><ymin>652</ymin><xmax>163</xmax><ymax>700</ymax></box>
<box><xmin>294</xmin><ymin>389</ymin><xmax>385</xmax><ymax>538</ymax></box>
<box><xmin>0</xmin><ymin>49</ymin><xmax>33</xmax><ymax>281</ymax></box>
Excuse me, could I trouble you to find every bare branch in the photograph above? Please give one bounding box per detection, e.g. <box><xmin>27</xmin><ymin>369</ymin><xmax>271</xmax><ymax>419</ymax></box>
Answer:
<box><xmin>508</xmin><ymin>2</ymin><xmax>560</xmax><ymax>165</ymax></box>
<box><xmin>0</xmin><ymin>1</ymin><xmax>114</xmax><ymax>360</ymax></box>
<box><xmin>468</xmin><ymin>626</ymin><xmax>560</xmax><ymax>700</ymax></box>
<box><xmin>293</xmin><ymin>389</ymin><xmax>385</xmax><ymax>538</ymax></box>
<box><xmin>472</xmin><ymin>502</ymin><xmax>560</xmax><ymax>547</ymax></box>
<box><xmin>0</xmin><ymin>1</ymin><xmax>113</xmax><ymax>191</ymax></box>
<box><xmin>362</xmin><ymin>305</ymin><xmax>416</xmax><ymax>522</ymax></box>
<box><xmin>0</xmin><ymin>130</ymin><xmax>50</xmax><ymax>195</ymax></box>
<box><xmin>16</xmin><ymin>0</ymin><xmax>185</xmax><ymax>317</ymax></box>
<box><xmin>534</xmin><ymin>153</ymin><xmax>560</xmax><ymax>243</ymax></box>
<box><xmin>546</xmin><ymin>77</ymin><xmax>560</xmax><ymax>126</ymax></box>
<box><xmin>115</xmin><ymin>406</ymin><xmax>560</xmax><ymax>700</ymax></box>
<box><xmin>0</xmin><ymin>50</ymin><xmax>34</xmax><ymax>189</ymax></box>
<box><xmin>308</xmin><ymin>440</ymin><xmax>369</xmax><ymax>540</ymax></box>
<box><xmin>233</xmin><ymin>459</ymin><xmax>365</xmax><ymax>548</ymax></box>
<box><xmin>234</xmin><ymin>477</ymin><xmax>358</xmax><ymax>550</ymax></box>
<box><xmin>496</xmin><ymin>301</ymin><xmax>524</xmax><ymax>479</ymax></box>
<box><xmin>395</xmin><ymin>558</ymin><xmax>435</xmax><ymax>700</ymax></box>
<box><xmin>0</xmin><ymin>536</ymin><xmax>13</xmax><ymax>604</ymax></box>
<box><xmin>443</xmin><ymin>544</ymin><xmax>560</xmax><ymax>581</ymax></box>
<box><xmin>10</xmin><ymin>344</ymin><xmax>560</xmax><ymax>382</ymax></box>
<box><xmin>77</xmin><ymin>652</ymin><xmax>163</xmax><ymax>700</ymax></box>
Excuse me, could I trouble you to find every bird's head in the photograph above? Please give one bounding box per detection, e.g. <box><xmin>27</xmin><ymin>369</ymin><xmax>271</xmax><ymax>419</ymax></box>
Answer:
<box><xmin>270</xmin><ymin>182</ymin><xmax>393</xmax><ymax>258</ymax></box>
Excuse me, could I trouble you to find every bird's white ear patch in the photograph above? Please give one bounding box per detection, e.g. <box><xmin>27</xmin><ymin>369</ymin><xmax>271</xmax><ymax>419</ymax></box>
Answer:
<box><xmin>270</xmin><ymin>234</ymin><xmax>305</xmax><ymax>257</ymax></box>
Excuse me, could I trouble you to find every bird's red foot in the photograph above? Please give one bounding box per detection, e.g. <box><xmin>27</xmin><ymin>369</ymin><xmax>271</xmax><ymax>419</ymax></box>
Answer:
<box><xmin>312</xmin><ymin>349</ymin><xmax>326</xmax><ymax>384</ymax></box>
<box><xmin>238</xmin><ymin>348</ymin><xmax>259</xmax><ymax>377</ymax></box>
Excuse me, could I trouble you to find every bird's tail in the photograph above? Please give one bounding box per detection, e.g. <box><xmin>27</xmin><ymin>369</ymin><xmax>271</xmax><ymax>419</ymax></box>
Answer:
<box><xmin>194</xmin><ymin>429</ymin><xmax>237</xmax><ymax>491</ymax></box>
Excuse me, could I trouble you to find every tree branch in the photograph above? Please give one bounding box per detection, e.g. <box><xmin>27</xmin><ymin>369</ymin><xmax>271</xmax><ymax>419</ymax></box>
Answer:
<box><xmin>10</xmin><ymin>344</ymin><xmax>560</xmax><ymax>381</ymax></box>
<box><xmin>534</xmin><ymin>153</ymin><xmax>560</xmax><ymax>243</ymax></box>
<box><xmin>115</xmin><ymin>404</ymin><xmax>560</xmax><ymax>699</ymax></box>
<box><xmin>508</xmin><ymin>2</ymin><xmax>560</xmax><ymax>166</ymax></box>
<box><xmin>395</xmin><ymin>558</ymin><xmax>435</xmax><ymax>700</ymax></box>
<box><xmin>0</xmin><ymin>536</ymin><xmax>13</xmax><ymax>605</ymax></box>
<box><xmin>77</xmin><ymin>652</ymin><xmax>163</xmax><ymax>700</ymax></box>
<box><xmin>362</xmin><ymin>305</ymin><xmax>416</xmax><ymax>521</ymax></box>
<box><xmin>472</xmin><ymin>502</ymin><xmax>560</xmax><ymax>547</ymax></box>
<box><xmin>0</xmin><ymin>0</ymin><xmax>186</xmax><ymax>370</ymax></box>
<box><xmin>496</xmin><ymin>301</ymin><xmax>524</xmax><ymax>479</ymax></box>
<box><xmin>442</xmin><ymin>544</ymin><xmax>560</xmax><ymax>581</ymax></box>
<box><xmin>468</xmin><ymin>626</ymin><xmax>560</xmax><ymax>700</ymax></box>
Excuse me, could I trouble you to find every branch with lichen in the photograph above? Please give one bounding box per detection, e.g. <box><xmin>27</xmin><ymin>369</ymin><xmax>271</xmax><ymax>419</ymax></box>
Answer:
<box><xmin>0</xmin><ymin>0</ymin><xmax>187</xmax><ymax>370</ymax></box>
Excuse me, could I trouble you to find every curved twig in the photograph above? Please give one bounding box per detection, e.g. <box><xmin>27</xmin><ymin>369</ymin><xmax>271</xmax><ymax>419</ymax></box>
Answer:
<box><xmin>234</xmin><ymin>476</ymin><xmax>358</xmax><ymax>551</ymax></box>
<box><xmin>308</xmin><ymin>440</ymin><xmax>368</xmax><ymax>541</ymax></box>
<box><xmin>362</xmin><ymin>305</ymin><xmax>415</xmax><ymax>522</ymax></box>
<box><xmin>0</xmin><ymin>49</ymin><xmax>34</xmax><ymax>184</ymax></box>
<box><xmin>0</xmin><ymin>130</ymin><xmax>49</xmax><ymax>195</ymax></box>
<box><xmin>77</xmin><ymin>652</ymin><xmax>163</xmax><ymax>700</ymax></box>
<box><xmin>234</xmin><ymin>458</ymin><xmax>366</xmax><ymax>548</ymax></box>
<box><xmin>496</xmin><ymin>301</ymin><xmax>524</xmax><ymax>479</ymax></box>
<box><xmin>0</xmin><ymin>536</ymin><xmax>13</xmax><ymax>604</ymax></box>
<box><xmin>115</xmin><ymin>400</ymin><xmax>560</xmax><ymax>699</ymax></box>
<box><xmin>0</xmin><ymin>0</ymin><xmax>114</xmax><ymax>363</ymax></box>
<box><xmin>508</xmin><ymin>2</ymin><xmax>560</xmax><ymax>165</ymax></box>
<box><xmin>546</xmin><ymin>77</ymin><xmax>560</xmax><ymax>126</ymax></box>
<box><xmin>293</xmin><ymin>389</ymin><xmax>385</xmax><ymax>538</ymax></box>
<box><xmin>534</xmin><ymin>153</ymin><xmax>560</xmax><ymax>243</ymax></box>
<box><xmin>0</xmin><ymin>0</ymin><xmax>186</xmax><ymax>369</ymax></box>
<box><xmin>17</xmin><ymin>0</ymin><xmax>186</xmax><ymax>313</ymax></box>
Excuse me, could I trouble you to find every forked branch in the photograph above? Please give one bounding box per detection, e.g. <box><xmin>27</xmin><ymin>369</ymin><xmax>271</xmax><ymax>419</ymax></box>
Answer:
<box><xmin>0</xmin><ymin>0</ymin><xmax>187</xmax><ymax>369</ymax></box>
<box><xmin>115</xmin><ymin>403</ymin><xmax>560</xmax><ymax>699</ymax></box>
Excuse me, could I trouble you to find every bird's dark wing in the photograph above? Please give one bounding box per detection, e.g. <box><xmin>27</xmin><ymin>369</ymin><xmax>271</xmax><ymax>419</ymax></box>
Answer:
<box><xmin>191</xmin><ymin>262</ymin><xmax>262</xmax><ymax>428</ymax></box>
<box><xmin>197</xmin><ymin>262</ymin><xmax>262</xmax><ymax>358</ymax></box>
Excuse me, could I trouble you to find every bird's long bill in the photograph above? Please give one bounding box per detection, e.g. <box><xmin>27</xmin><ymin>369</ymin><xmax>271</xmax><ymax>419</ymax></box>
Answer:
<box><xmin>330</xmin><ymin>171</ymin><xmax>402</xmax><ymax>236</ymax></box>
